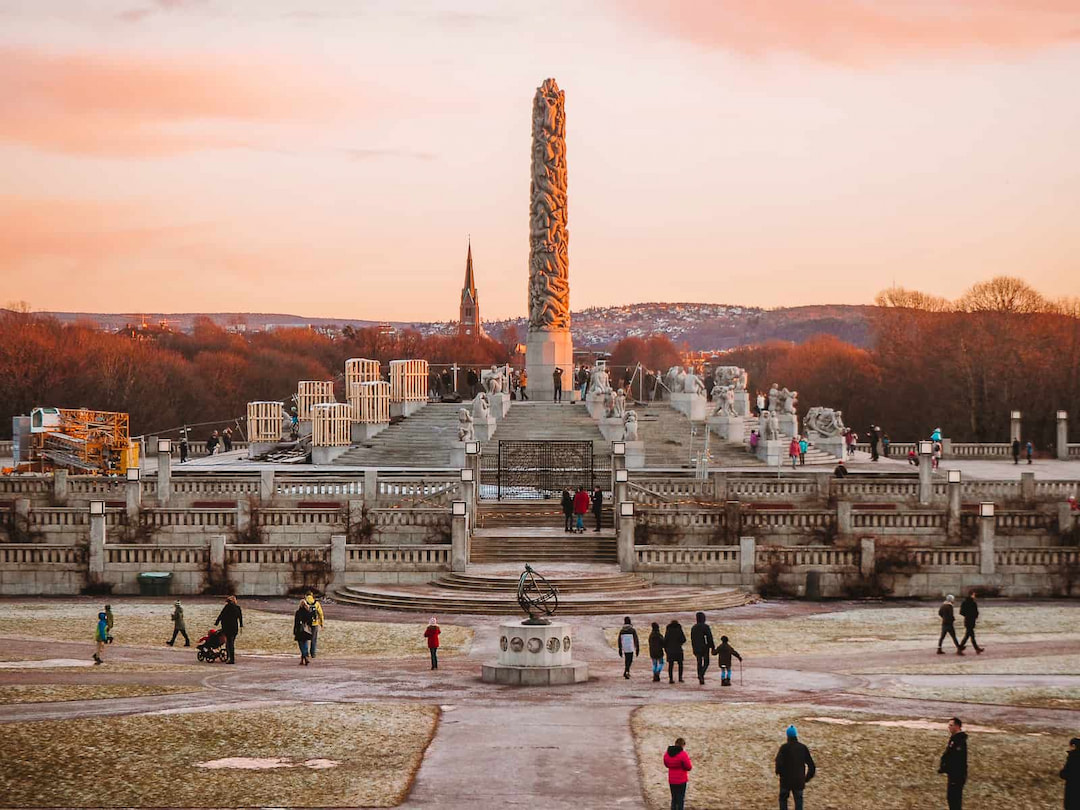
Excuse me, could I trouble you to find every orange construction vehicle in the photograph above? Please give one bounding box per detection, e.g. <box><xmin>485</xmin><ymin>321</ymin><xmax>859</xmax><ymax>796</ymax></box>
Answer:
<box><xmin>13</xmin><ymin>407</ymin><xmax>139</xmax><ymax>475</ymax></box>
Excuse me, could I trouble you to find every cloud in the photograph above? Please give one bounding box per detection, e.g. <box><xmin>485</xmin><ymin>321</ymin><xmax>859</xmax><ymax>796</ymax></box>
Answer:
<box><xmin>117</xmin><ymin>0</ymin><xmax>209</xmax><ymax>23</ymax></box>
<box><xmin>342</xmin><ymin>148</ymin><xmax>436</xmax><ymax>162</ymax></box>
<box><xmin>0</xmin><ymin>46</ymin><xmax>354</xmax><ymax>156</ymax></box>
<box><xmin>620</xmin><ymin>0</ymin><xmax>1080</xmax><ymax>66</ymax></box>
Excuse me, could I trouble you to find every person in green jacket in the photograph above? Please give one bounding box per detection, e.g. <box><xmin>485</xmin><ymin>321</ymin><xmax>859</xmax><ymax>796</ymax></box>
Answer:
<box><xmin>167</xmin><ymin>600</ymin><xmax>190</xmax><ymax>647</ymax></box>
<box><xmin>93</xmin><ymin>611</ymin><xmax>108</xmax><ymax>664</ymax></box>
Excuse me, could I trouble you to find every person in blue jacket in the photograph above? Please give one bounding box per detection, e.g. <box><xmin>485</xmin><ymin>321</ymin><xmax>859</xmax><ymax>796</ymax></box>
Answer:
<box><xmin>93</xmin><ymin>611</ymin><xmax>108</xmax><ymax>665</ymax></box>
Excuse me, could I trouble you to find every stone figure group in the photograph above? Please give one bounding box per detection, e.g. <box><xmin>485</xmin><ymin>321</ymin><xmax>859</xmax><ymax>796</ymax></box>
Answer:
<box><xmin>623</xmin><ymin>410</ymin><xmax>639</xmax><ymax>441</ymax></box>
<box><xmin>762</xmin><ymin>410</ymin><xmax>781</xmax><ymax>441</ymax></box>
<box><xmin>528</xmin><ymin>78</ymin><xmax>570</xmax><ymax>332</ymax></box>
<box><xmin>664</xmin><ymin>366</ymin><xmax>706</xmax><ymax>397</ymax></box>
<box><xmin>602</xmin><ymin>388</ymin><xmax>627</xmax><ymax>419</ymax></box>
<box><xmin>457</xmin><ymin>408</ymin><xmax>475</xmax><ymax>442</ymax></box>
<box><xmin>589</xmin><ymin>365</ymin><xmax>612</xmax><ymax>396</ymax></box>
<box><xmin>804</xmin><ymin>407</ymin><xmax>846</xmax><ymax>439</ymax></box>
<box><xmin>768</xmin><ymin>383</ymin><xmax>798</xmax><ymax>415</ymax></box>
<box><xmin>713</xmin><ymin>366</ymin><xmax>748</xmax><ymax>392</ymax></box>
<box><xmin>472</xmin><ymin>392</ymin><xmax>491</xmax><ymax>422</ymax></box>
<box><xmin>711</xmin><ymin>384</ymin><xmax>737</xmax><ymax>417</ymax></box>
<box><xmin>484</xmin><ymin>365</ymin><xmax>507</xmax><ymax>396</ymax></box>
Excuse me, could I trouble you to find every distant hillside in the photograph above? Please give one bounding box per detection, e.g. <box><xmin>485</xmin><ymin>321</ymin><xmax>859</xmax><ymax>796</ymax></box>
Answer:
<box><xmin>23</xmin><ymin>303</ymin><xmax>875</xmax><ymax>350</ymax></box>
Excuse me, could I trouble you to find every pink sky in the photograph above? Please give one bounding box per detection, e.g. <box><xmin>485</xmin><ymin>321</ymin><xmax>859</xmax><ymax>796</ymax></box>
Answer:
<box><xmin>1</xmin><ymin>0</ymin><xmax>1078</xmax><ymax>321</ymax></box>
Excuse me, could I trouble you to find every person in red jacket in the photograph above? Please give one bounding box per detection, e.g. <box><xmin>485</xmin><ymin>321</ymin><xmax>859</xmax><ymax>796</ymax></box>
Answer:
<box><xmin>423</xmin><ymin>616</ymin><xmax>440</xmax><ymax>670</ymax></box>
<box><xmin>663</xmin><ymin>737</ymin><xmax>692</xmax><ymax>810</ymax></box>
<box><xmin>572</xmin><ymin>486</ymin><xmax>590</xmax><ymax>533</ymax></box>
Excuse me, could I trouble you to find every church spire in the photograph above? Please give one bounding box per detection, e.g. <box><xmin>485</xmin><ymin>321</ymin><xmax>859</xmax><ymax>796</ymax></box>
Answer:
<box><xmin>462</xmin><ymin>238</ymin><xmax>476</xmax><ymax>301</ymax></box>
<box><xmin>459</xmin><ymin>238</ymin><xmax>481</xmax><ymax>338</ymax></box>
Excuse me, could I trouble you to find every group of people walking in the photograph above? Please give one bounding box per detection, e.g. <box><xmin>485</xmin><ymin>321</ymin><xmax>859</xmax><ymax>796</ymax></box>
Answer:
<box><xmin>292</xmin><ymin>592</ymin><xmax>325</xmax><ymax>665</ymax></box>
<box><xmin>561</xmin><ymin>486</ymin><xmax>604</xmax><ymax>532</ymax></box>
<box><xmin>618</xmin><ymin>613</ymin><xmax>743</xmax><ymax>686</ymax></box>
<box><xmin>938</xmin><ymin>591</ymin><xmax>985</xmax><ymax>655</ymax></box>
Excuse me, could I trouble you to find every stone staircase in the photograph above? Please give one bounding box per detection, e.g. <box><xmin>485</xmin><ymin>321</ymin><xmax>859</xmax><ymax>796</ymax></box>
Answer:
<box><xmin>471</xmin><ymin>527</ymin><xmax>618</xmax><ymax>564</ymax></box>
<box><xmin>737</xmin><ymin>418</ymin><xmax>855</xmax><ymax>466</ymax></box>
<box><xmin>634</xmin><ymin>405</ymin><xmax>766</xmax><ymax>468</ymax></box>
<box><xmin>476</xmin><ymin>500</ymin><xmax>613</xmax><ymax>529</ymax></box>
<box><xmin>332</xmin><ymin>403</ymin><xmax>462</xmax><ymax>467</ymax></box>
<box><xmin>479</xmin><ymin>401</ymin><xmax>610</xmax><ymax>461</ymax></box>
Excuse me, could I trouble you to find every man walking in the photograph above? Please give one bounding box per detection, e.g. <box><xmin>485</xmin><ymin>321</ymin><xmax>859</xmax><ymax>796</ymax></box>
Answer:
<box><xmin>1026</xmin><ymin>440</ymin><xmax>1034</xmax><ymax>464</ymax></box>
<box><xmin>617</xmin><ymin>616</ymin><xmax>640</xmax><ymax>679</ymax></box>
<box><xmin>958</xmin><ymin>591</ymin><xmax>984</xmax><ymax>655</ymax></box>
<box><xmin>552</xmin><ymin>366</ymin><xmax>563</xmax><ymax>403</ymax></box>
<box><xmin>214</xmin><ymin>595</ymin><xmax>243</xmax><ymax>664</ymax></box>
<box><xmin>572</xmin><ymin>486</ymin><xmax>590</xmax><ymax>533</ymax></box>
<box><xmin>939</xmin><ymin>717</ymin><xmax>968</xmax><ymax>810</ymax></box>
<box><xmin>938</xmin><ymin>594</ymin><xmax>964</xmax><ymax>655</ymax></box>
<box><xmin>664</xmin><ymin>618</ymin><xmax>686</xmax><ymax>683</ymax></box>
<box><xmin>306</xmin><ymin>592</ymin><xmax>325</xmax><ymax>658</ymax></box>
<box><xmin>166</xmin><ymin>600</ymin><xmax>190</xmax><ymax>647</ymax></box>
<box><xmin>690</xmin><ymin>612</ymin><xmax>715</xmax><ymax>685</ymax></box>
<box><xmin>591</xmin><ymin>486</ymin><xmax>604</xmax><ymax>532</ymax></box>
<box><xmin>775</xmin><ymin>725</ymin><xmax>816</xmax><ymax>810</ymax></box>
<box><xmin>1012</xmin><ymin>437</ymin><xmax>1021</xmax><ymax>464</ymax></box>
<box><xmin>561</xmin><ymin>488</ymin><xmax>574</xmax><ymax>533</ymax></box>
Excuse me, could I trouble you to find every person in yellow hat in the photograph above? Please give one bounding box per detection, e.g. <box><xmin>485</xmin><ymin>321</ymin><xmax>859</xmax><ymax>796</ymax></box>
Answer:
<box><xmin>305</xmin><ymin>592</ymin><xmax>325</xmax><ymax>658</ymax></box>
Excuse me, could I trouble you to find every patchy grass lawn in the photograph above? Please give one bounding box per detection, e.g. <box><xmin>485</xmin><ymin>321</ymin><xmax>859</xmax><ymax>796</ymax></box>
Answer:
<box><xmin>848</xmin><ymin>683</ymin><xmax>1080</xmax><ymax>711</ymax></box>
<box><xmin>0</xmin><ymin>602</ymin><xmax>472</xmax><ymax>658</ymax></box>
<box><xmin>0</xmin><ymin>683</ymin><xmax>202</xmax><ymax>704</ymax></box>
<box><xmin>607</xmin><ymin>605</ymin><xmax>1080</xmax><ymax>658</ymax></box>
<box><xmin>0</xmin><ymin>702</ymin><xmax>438</xmax><ymax>807</ymax></box>
<box><xmin>632</xmin><ymin>703</ymin><xmax>1067</xmax><ymax>810</ymax></box>
<box><xmin>850</xmin><ymin>654</ymin><xmax>1080</xmax><ymax>676</ymax></box>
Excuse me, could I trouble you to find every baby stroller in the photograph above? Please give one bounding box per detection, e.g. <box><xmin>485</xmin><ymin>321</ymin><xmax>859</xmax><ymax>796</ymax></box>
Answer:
<box><xmin>196</xmin><ymin>628</ymin><xmax>228</xmax><ymax>662</ymax></box>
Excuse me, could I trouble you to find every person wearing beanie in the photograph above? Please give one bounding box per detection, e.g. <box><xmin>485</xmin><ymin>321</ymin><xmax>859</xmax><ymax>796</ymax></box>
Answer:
<box><xmin>305</xmin><ymin>592</ymin><xmax>325</xmax><ymax>658</ymax></box>
<box><xmin>617</xmin><ymin>616</ymin><xmax>640</xmax><ymax>679</ymax></box>
<box><xmin>423</xmin><ymin>617</ymin><xmax>441</xmax><ymax>670</ymax></box>
<box><xmin>166</xmin><ymin>599</ymin><xmax>190</xmax><ymax>647</ymax></box>
<box><xmin>664</xmin><ymin>618</ymin><xmax>686</xmax><ymax>684</ymax></box>
<box><xmin>689</xmin><ymin>611</ymin><xmax>716</xmax><ymax>685</ymax></box>
<box><xmin>663</xmin><ymin>736</ymin><xmax>692</xmax><ymax>810</ymax></box>
<box><xmin>93</xmin><ymin>611</ymin><xmax>108</xmax><ymax>665</ymax></box>
<box><xmin>715</xmin><ymin>635</ymin><xmax>742</xmax><ymax>687</ymax></box>
<box><xmin>938</xmin><ymin>717</ymin><xmax>968</xmax><ymax>810</ymax></box>
<box><xmin>958</xmin><ymin>591</ymin><xmax>984</xmax><ymax>655</ymax></box>
<box><xmin>938</xmin><ymin>595</ymin><xmax>963</xmax><ymax>655</ymax></box>
<box><xmin>648</xmin><ymin>621</ymin><xmax>665</xmax><ymax>683</ymax></box>
<box><xmin>1061</xmin><ymin>737</ymin><xmax>1080</xmax><ymax>810</ymax></box>
<box><xmin>775</xmin><ymin>724</ymin><xmax>815</xmax><ymax>810</ymax></box>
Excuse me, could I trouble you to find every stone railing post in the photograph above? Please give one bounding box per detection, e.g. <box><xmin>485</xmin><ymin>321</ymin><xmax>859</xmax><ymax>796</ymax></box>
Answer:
<box><xmin>1020</xmin><ymin>471</ymin><xmax>1035</xmax><ymax>502</ymax></box>
<box><xmin>125</xmin><ymin>473</ymin><xmax>142</xmax><ymax>520</ymax></box>
<box><xmin>1009</xmin><ymin>410</ymin><xmax>1022</xmax><ymax>444</ymax></box>
<box><xmin>89</xmin><ymin>507</ymin><xmax>106</xmax><ymax>579</ymax></box>
<box><xmin>260</xmin><ymin>469</ymin><xmax>275</xmax><ymax>502</ymax></box>
<box><xmin>816</xmin><ymin>472</ymin><xmax>832</xmax><ymax>501</ymax></box>
<box><xmin>710</xmin><ymin>471</ymin><xmax>728</xmax><ymax>502</ymax></box>
<box><xmin>157</xmin><ymin>440</ymin><xmax>172</xmax><ymax>506</ymax></box>
<box><xmin>210</xmin><ymin>534</ymin><xmax>226</xmax><ymax>572</ymax></box>
<box><xmin>947</xmin><ymin>476</ymin><xmax>962</xmax><ymax>542</ymax></box>
<box><xmin>614</xmin><ymin>479</ymin><xmax>628</xmax><ymax>532</ymax></box>
<box><xmin>363</xmin><ymin>469</ymin><xmax>378</xmax><ymax>507</ymax></box>
<box><xmin>617</xmin><ymin>503</ymin><xmax>636</xmax><ymax>572</ymax></box>
<box><xmin>1057</xmin><ymin>411</ymin><xmax>1069</xmax><ymax>460</ymax></box>
<box><xmin>14</xmin><ymin>498</ymin><xmax>30</xmax><ymax>525</ymax></box>
<box><xmin>53</xmin><ymin>470</ymin><xmax>68</xmax><ymax>505</ymax></box>
<box><xmin>1057</xmin><ymin>503</ymin><xmax>1076</xmax><ymax>538</ymax></box>
<box><xmin>837</xmin><ymin>501</ymin><xmax>853</xmax><ymax>539</ymax></box>
<box><xmin>859</xmin><ymin>537</ymin><xmax>875</xmax><ymax>579</ymax></box>
<box><xmin>460</xmin><ymin>477</ymin><xmax>476</xmax><ymax>518</ymax></box>
<box><xmin>451</xmin><ymin>505</ymin><xmax>468</xmax><ymax>573</ymax></box>
<box><xmin>330</xmin><ymin>534</ymin><xmax>347</xmax><ymax>576</ymax></box>
<box><xmin>978</xmin><ymin>505</ymin><xmax>996</xmax><ymax>575</ymax></box>
<box><xmin>725</xmin><ymin>500</ymin><xmax>741</xmax><ymax>544</ymax></box>
<box><xmin>918</xmin><ymin>450</ymin><xmax>933</xmax><ymax>505</ymax></box>
<box><xmin>348</xmin><ymin>500</ymin><xmax>365</xmax><ymax>539</ymax></box>
<box><xmin>739</xmin><ymin>536</ymin><xmax>756</xmax><ymax>587</ymax></box>
<box><xmin>237</xmin><ymin>500</ymin><xmax>251</xmax><ymax>535</ymax></box>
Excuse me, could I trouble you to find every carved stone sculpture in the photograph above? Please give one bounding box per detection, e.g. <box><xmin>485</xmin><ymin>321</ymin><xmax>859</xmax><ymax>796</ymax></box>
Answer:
<box><xmin>804</xmin><ymin>407</ymin><xmax>846</xmax><ymax>439</ymax></box>
<box><xmin>623</xmin><ymin>410</ymin><xmax>639</xmax><ymax>442</ymax></box>
<box><xmin>768</xmin><ymin>383</ymin><xmax>781</xmax><ymax>413</ymax></box>
<box><xmin>613</xmin><ymin>388</ymin><xmax>627</xmax><ymax>419</ymax></box>
<box><xmin>472</xmin><ymin>392</ymin><xmax>491</xmax><ymax>422</ymax></box>
<box><xmin>485</xmin><ymin>365</ymin><xmax>506</xmax><ymax>395</ymax></box>
<box><xmin>528</xmin><ymin>79</ymin><xmax>570</xmax><ymax>331</ymax></box>
<box><xmin>665</xmin><ymin>366</ymin><xmax>685</xmax><ymax>393</ymax></box>
<box><xmin>763</xmin><ymin>410</ymin><xmax>781</xmax><ymax>441</ymax></box>
<box><xmin>589</xmin><ymin>366</ymin><xmax>612</xmax><ymax>396</ymax></box>
<box><xmin>457</xmin><ymin>408</ymin><xmax>475</xmax><ymax>442</ymax></box>
<box><xmin>602</xmin><ymin>389</ymin><xmax>616</xmax><ymax>418</ymax></box>
<box><xmin>779</xmin><ymin>387</ymin><xmax>798</xmax><ymax>415</ymax></box>
<box><xmin>712</xmin><ymin>384</ymin><xmax>736</xmax><ymax>416</ymax></box>
<box><xmin>713</xmin><ymin>366</ymin><xmax>748</xmax><ymax>392</ymax></box>
<box><xmin>682</xmin><ymin>371</ymin><xmax>705</xmax><ymax>396</ymax></box>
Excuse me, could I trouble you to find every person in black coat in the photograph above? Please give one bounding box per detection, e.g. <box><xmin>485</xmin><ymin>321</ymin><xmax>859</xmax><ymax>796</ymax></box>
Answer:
<box><xmin>560</xmin><ymin>489</ymin><xmax>574</xmax><ymax>533</ymax></box>
<box><xmin>689</xmin><ymin>612</ymin><xmax>715</xmax><ymax>685</ymax></box>
<box><xmin>715</xmin><ymin>635</ymin><xmax>742</xmax><ymax>686</ymax></box>
<box><xmin>648</xmin><ymin>622</ymin><xmax>665</xmax><ymax>682</ymax></box>
<box><xmin>939</xmin><ymin>717</ymin><xmax>968</xmax><ymax>810</ymax></box>
<box><xmin>938</xmin><ymin>595</ymin><xmax>963</xmax><ymax>655</ymax></box>
<box><xmin>958</xmin><ymin>591</ymin><xmax>984</xmax><ymax>654</ymax></box>
<box><xmin>214</xmin><ymin>595</ymin><xmax>243</xmax><ymax>664</ymax></box>
<box><xmin>1062</xmin><ymin>737</ymin><xmax>1080</xmax><ymax>810</ymax></box>
<box><xmin>664</xmin><ymin>619</ymin><xmax>686</xmax><ymax>684</ymax></box>
<box><xmin>776</xmin><ymin>725</ymin><xmax>816</xmax><ymax>810</ymax></box>
<box><xmin>293</xmin><ymin>600</ymin><xmax>313</xmax><ymax>666</ymax></box>
<box><xmin>591</xmin><ymin>487</ymin><xmax>604</xmax><ymax>533</ymax></box>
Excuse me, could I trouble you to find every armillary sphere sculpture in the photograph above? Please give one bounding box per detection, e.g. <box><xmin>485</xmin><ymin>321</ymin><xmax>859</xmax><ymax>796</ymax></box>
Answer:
<box><xmin>517</xmin><ymin>563</ymin><xmax>559</xmax><ymax>625</ymax></box>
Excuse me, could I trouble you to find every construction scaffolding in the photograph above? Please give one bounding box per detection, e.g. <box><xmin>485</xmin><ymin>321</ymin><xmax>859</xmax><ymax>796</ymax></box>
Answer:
<box><xmin>311</xmin><ymin>403</ymin><xmax>351</xmax><ymax>447</ymax></box>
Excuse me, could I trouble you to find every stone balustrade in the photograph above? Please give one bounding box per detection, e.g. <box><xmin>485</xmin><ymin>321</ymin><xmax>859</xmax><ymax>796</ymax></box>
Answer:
<box><xmin>105</xmin><ymin>545</ymin><xmax>207</xmax><ymax>566</ymax></box>
<box><xmin>757</xmin><ymin>545</ymin><xmax>858</xmax><ymax>569</ymax></box>
<box><xmin>741</xmin><ymin>510</ymin><xmax>835</xmax><ymax>530</ymax></box>
<box><xmin>345</xmin><ymin>544</ymin><xmax>451</xmax><ymax>569</ymax></box>
<box><xmin>635</xmin><ymin>546</ymin><xmax>740</xmax><ymax>569</ymax></box>
<box><xmin>850</xmin><ymin>511</ymin><xmax>945</xmax><ymax>531</ymax></box>
<box><xmin>0</xmin><ymin>477</ymin><xmax>51</xmax><ymax>496</ymax></box>
<box><xmin>627</xmin><ymin>479</ymin><xmax>714</xmax><ymax>503</ymax></box>
<box><xmin>376</xmin><ymin>477</ymin><xmax>458</xmax><ymax>506</ymax></box>
<box><xmin>275</xmin><ymin>475</ymin><xmax>363</xmax><ymax>499</ymax></box>
<box><xmin>728</xmin><ymin>479</ymin><xmax>820</xmax><ymax>499</ymax></box>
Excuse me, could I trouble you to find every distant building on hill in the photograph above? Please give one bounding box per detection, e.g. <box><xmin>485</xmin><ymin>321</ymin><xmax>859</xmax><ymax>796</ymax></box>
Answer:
<box><xmin>458</xmin><ymin>240</ymin><xmax>481</xmax><ymax>339</ymax></box>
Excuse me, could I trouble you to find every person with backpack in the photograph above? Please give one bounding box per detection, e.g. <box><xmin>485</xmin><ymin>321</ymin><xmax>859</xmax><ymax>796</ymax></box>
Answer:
<box><xmin>616</xmin><ymin>616</ymin><xmax>640</xmax><ymax>679</ymax></box>
<box><xmin>938</xmin><ymin>717</ymin><xmax>968</xmax><ymax>810</ymax></box>
<box><xmin>93</xmin><ymin>611</ymin><xmax>108</xmax><ymax>665</ymax></box>
<box><xmin>561</xmin><ymin>488</ymin><xmax>574</xmax><ymax>533</ymax></box>
<box><xmin>1026</xmin><ymin>440</ymin><xmax>1034</xmax><ymax>464</ymax></box>
<box><xmin>104</xmin><ymin>604</ymin><xmax>115</xmax><ymax>644</ymax></box>
<box><xmin>689</xmin><ymin>612</ymin><xmax>715</xmax><ymax>685</ymax></box>
<box><xmin>306</xmin><ymin>592</ymin><xmax>325</xmax><ymax>658</ymax></box>
<box><xmin>423</xmin><ymin>617</ymin><xmax>440</xmax><ymax>670</ymax></box>
<box><xmin>776</xmin><ymin>725</ymin><xmax>816</xmax><ymax>810</ymax></box>
<box><xmin>663</xmin><ymin>737</ymin><xmax>693</xmax><ymax>810</ymax></box>
<box><xmin>664</xmin><ymin>618</ymin><xmax>686</xmax><ymax>684</ymax></box>
<box><xmin>938</xmin><ymin>594</ymin><xmax>963</xmax><ymax>655</ymax></box>
<box><xmin>572</xmin><ymin>486</ymin><xmax>590</xmax><ymax>533</ymax></box>
<box><xmin>293</xmin><ymin>598</ymin><xmax>313</xmax><ymax>666</ymax></box>
<box><xmin>798</xmin><ymin>436</ymin><xmax>808</xmax><ymax>466</ymax></box>
<box><xmin>958</xmin><ymin>591</ymin><xmax>984</xmax><ymax>655</ymax></box>
<box><xmin>166</xmin><ymin>600</ymin><xmax>190</xmax><ymax>647</ymax></box>
<box><xmin>648</xmin><ymin>621</ymin><xmax>665</xmax><ymax>683</ymax></box>
<box><xmin>206</xmin><ymin>431</ymin><xmax>219</xmax><ymax>455</ymax></box>
<box><xmin>715</xmin><ymin>635</ymin><xmax>742</xmax><ymax>686</ymax></box>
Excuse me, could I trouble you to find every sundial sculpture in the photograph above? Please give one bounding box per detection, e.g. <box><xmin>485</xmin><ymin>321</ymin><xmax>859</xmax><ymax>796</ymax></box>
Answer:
<box><xmin>517</xmin><ymin>563</ymin><xmax>559</xmax><ymax>624</ymax></box>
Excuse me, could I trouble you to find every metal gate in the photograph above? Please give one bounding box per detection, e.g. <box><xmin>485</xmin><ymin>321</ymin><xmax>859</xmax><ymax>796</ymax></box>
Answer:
<box><xmin>491</xmin><ymin>440</ymin><xmax>594</xmax><ymax>500</ymax></box>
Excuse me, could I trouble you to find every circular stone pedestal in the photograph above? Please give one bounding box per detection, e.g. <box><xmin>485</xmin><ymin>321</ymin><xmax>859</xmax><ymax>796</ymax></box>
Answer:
<box><xmin>480</xmin><ymin>620</ymin><xmax>589</xmax><ymax>686</ymax></box>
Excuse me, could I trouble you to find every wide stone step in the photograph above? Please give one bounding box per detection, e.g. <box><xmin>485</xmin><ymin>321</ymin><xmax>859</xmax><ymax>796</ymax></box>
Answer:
<box><xmin>435</xmin><ymin>573</ymin><xmax>652</xmax><ymax>593</ymax></box>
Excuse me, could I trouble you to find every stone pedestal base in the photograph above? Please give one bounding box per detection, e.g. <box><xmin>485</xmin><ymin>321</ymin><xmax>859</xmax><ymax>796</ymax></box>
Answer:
<box><xmin>707</xmin><ymin>414</ymin><xmax>744</xmax><ymax>442</ymax></box>
<box><xmin>351</xmin><ymin>422</ymin><xmax>388</xmax><ymax>443</ymax></box>
<box><xmin>813</xmin><ymin>436</ymin><xmax>845</xmax><ymax>459</ymax></box>
<box><xmin>756</xmin><ymin>439</ymin><xmax>787</xmax><ymax>466</ymax></box>
<box><xmin>299</xmin><ymin>421</ymin><xmax>313</xmax><ymax>438</ymax></box>
<box><xmin>778</xmin><ymin>414</ymin><xmax>799</xmax><ymax>438</ymax></box>
<box><xmin>480</xmin><ymin>620</ymin><xmax>588</xmax><ymax>686</ymax></box>
<box><xmin>670</xmin><ymin>393</ymin><xmax>707</xmax><ymax>421</ymax></box>
<box><xmin>489</xmin><ymin>393</ymin><xmax>511</xmax><ymax>420</ymax></box>
<box><xmin>474</xmin><ymin>416</ymin><xmax>497</xmax><ymax>442</ymax></box>
<box><xmin>311</xmin><ymin>445</ymin><xmax>349</xmax><ymax>465</ymax></box>
<box><xmin>733</xmin><ymin>391</ymin><xmax>750</xmax><ymax>417</ymax></box>
<box><xmin>598</xmin><ymin>417</ymin><xmax>625</xmax><ymax>441</ymax></box>
<box><xmin>390</xmin><ymin>401</ymin><xmax>425</xmax><ymax>419</ymax></box>
<box><xmin>248</xmin><ymin>441</ymin><xmax>279</xmax><ymax>459</ymax></box>
<box><xmin>450</xmin><ymin>443</ymin><xmax>465</xmax><ymax>468</ymax></box>
<box><xmin>625</xmin><ymin>441</ymin><xmax>645</xmax><ymax>470</ymax></box>
<box><xmin>585</xmin><ymin>392</ymin><xmax>608</xmax><ymax>420</ymax></box>
<box><xmin>526</xmin><ymin>330</ymin><xmax>573</xmax><ymax>402</ymax></box>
